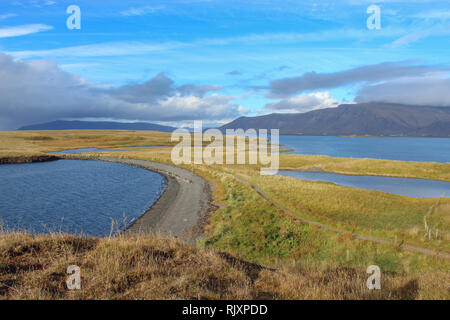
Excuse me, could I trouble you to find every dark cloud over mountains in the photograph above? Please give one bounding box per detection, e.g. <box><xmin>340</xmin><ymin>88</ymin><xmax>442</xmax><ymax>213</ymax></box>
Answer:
<box><xmin>265</xmin><ymin>61</ymin><xmax>450</xmax><ymax>111</ymax></box>
<box><xmin>355</xmin><ymin>77</ymin><xmax>450</xmax><ymax>106</ymax></box>
<box><xmin>107</xmin><ymin>73</ymin><xmax>222</xmax><ymax>103</ymax></box>
<box><xmin>0</xmin><ymin>53</ymin><xmax>243</xmax><ymax>130</ymax></box>
<box><xmin>267</xmin><ymin>61</ymin><xmax>450</xmax><ymax>99</ymax></box>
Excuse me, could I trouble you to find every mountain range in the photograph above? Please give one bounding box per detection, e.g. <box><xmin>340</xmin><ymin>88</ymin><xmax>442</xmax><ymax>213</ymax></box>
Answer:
<box><xmin>17</xmin><ymin>120</ymin><xmax>176</xmax><ymax>132</ymax></box>
<box><xmin>219</xmin><ymin>103</ymin><xmax>450</xmax><ymax>137</ymax></box>
<box><xmin>16</xmin><ymin>103</ymin><xmax>450</xmax><ymax>137</ymax></box>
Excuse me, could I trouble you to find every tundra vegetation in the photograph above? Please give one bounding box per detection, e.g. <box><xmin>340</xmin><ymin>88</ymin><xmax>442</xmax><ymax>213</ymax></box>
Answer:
<box><xmin>0</xmin><ymin>130</ymin><xmax>449</xmax><ymax>299</ymax></box>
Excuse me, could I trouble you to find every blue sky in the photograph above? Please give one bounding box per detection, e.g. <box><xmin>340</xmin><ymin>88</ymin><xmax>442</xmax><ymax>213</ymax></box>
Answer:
<box><xmin>0</xmin><ymin>0</ymin><xmax>450</xmax><ymax>129</ymax></box>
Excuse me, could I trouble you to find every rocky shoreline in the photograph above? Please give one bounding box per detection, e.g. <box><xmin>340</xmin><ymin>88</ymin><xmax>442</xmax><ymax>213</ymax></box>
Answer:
<box><xmin>0</xmin><ymin>154</ymin><xmax>213</xmax><ymax>245</ymax></box>
<box><xmin>0</xmin><ymin>155</ymin><xmax>61</xmax><ymax>165</ymax></box>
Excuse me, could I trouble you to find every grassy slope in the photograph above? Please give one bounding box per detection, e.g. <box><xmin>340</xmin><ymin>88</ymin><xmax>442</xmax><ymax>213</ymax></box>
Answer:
<box><xmin>1</xmin><ymin>233</ymin><xmax>448</xmax><ymax>300</ymax></box>
<box><xmin>0</xmin><ymin>131</ymin><xmax>449</xmax><ymax>299</ymax></box>
<box><xmin>221</xmin><ymin>165</ymin><xmax>450</xmax><ymax>250</ymax></box>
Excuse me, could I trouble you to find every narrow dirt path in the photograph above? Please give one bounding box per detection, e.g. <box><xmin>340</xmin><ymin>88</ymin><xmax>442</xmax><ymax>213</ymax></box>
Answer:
<box><xmin>233</xmin><ymin>174</ymin><xmax>450</xmax><ymax>259</ymax></box>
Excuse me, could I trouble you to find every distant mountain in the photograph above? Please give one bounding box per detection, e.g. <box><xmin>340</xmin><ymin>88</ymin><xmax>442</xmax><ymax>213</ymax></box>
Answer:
<box><xmin>220</xmin><ymin>103</ymin><xmax>450</xmax><ymax>137</ymax></box>
<box><xmin>17</xmin><ymin>120</ymin><xmax>176</xmax><ymax>132</ymax></box>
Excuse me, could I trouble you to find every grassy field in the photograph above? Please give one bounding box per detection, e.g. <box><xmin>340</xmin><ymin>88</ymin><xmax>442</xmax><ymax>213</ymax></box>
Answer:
<box><xmin>217</xmin><ymin>165</ymin><xmax>450</xmax><ymax>250</ymax></box>
<box><xmin>0</xmin><ymin>130</ymin><xmax>449</xmax><ymax>299</ymax></box>
<box><xmin>0</xmin><ymin>130</ymin><xmax>176</xmax><ymax>156</ymax></box>
<box><xmin>279</xmin><ymin>154</ymin><xmax>450</xmax><ymax>182</ymax></box>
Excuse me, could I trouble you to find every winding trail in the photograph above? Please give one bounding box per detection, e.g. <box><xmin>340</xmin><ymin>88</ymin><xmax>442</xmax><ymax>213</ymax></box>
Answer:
<box><xmin>62</xmin><ymin>156</ymin><xmax>213</xmax><ymax>245</ymax></box>
<box><xmin>233</xmin><ymin>174</ymin><xmax>450</xmax><ymax>259</ymax></box>
<box><xmin>53</xmin><ymin>154</ymin><xmax>450</xmax><ymax>258</ymax></box>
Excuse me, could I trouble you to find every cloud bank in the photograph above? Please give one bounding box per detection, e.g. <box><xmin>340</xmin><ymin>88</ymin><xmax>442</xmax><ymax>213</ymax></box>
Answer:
<box><xmin>268</xmin><ymin>61</ymin><xmax>450</xmax><ymax>98</ymax></box>
<box><xmin>0</xmin><ymin>54</ymin><xmax>243</xmax><ymax>130</ymax></box>
<box><xmin>355</xmin><ymin>77</ymin><xmax>450</xmax><ymax>106</ymax></box>
<box><xmin>264</xmin><ymin>92</ymin><xmax>339</xmax><ymax>113</ymax></box>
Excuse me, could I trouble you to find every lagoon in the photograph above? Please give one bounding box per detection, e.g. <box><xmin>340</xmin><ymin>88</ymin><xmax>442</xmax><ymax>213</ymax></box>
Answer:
<box><xmin>0</xmin><ymin>160</ymin><xmax>166</xmax><ymax>236</ymax></box>
<box><xmin>276</xmin><ymin>170</ymin><xmax>450</xmax><ymax>198</ymax></box>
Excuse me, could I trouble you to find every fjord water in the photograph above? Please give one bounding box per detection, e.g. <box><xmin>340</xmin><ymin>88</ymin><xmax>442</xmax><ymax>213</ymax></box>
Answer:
<box><xmin>53</xmin><ymin>146</ymin><xmax>170</xmax><ymax>154</ymax></box>
<box><xmin>280</xmin><ymin>136</ymin><xmax>450</xmax><ymax>163</ymax></box>
<box><xmin>277</xmin><ymin>170</ymin><xmax>450</xmax><ymax>198</ymax></box>
<box><xmin>56</xmin><ymin>137</ymin><xmax>450</xmax><ymax>162</ymax></box>
<box><xmin>0</xmin><ymin>160</ymin><xmax>166</xmax><ymax>236</ymax></box>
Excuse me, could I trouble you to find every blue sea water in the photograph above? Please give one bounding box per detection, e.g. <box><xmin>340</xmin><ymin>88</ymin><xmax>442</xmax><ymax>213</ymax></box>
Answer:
<box><xmin>279</xmin><ymin>136</ymin><xmax>450</xmax><ymax>163</ymax></box>
<box><xmin>0</xmin><ymin>160</ymin><xmax>166</xmax><ymax>236</ymax></box>
<box><xmin>276</xmin><ymin>170</ymin><xmax>450</xmax><ymax>198</ymax></box>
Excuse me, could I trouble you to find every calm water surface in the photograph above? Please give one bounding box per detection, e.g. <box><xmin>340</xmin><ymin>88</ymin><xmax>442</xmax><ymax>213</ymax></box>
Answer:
<box><xmin>277</xmin><ymin>170</ymin><xmax>450</xmax><ymax>198</ymax></box>
<box><xmin>280</xmin><ymin>136</ymin><xmax>450</xmax><ymax>163</ymax></box>
<box><xmin>0</xmin><ymin>160</ymin><xmax>166</xmax><ymax>236</ymax></box>
<box><xmin>55</xmin><ymin>137</ymin><xmax>450</xmax><ymax>163</ymax></box>
<box><xmin>54</xmin><ymin>146</ymin><xmax>170</xmax><ymax>154</ymax></box>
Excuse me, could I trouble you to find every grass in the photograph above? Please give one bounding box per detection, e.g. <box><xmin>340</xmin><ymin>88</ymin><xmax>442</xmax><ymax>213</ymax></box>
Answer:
<box><xmin>198</xmin><ymin>166</ymin><xmax>449</xmax><ymax>273</ymax></box>
<box><xmin>1</xmin><ymin>233</ymin><xmax>448</xmax><ymax>300</ymax></box>
<box><xmin>0</xmin><ymin>130</ymin><xmax>449</xmax><ymax>299</ymax></box>
<box><xmin>223</xmin><ymin>166</ymin><xmax>450</xmax><ymax>250</ymax></box>
<box><xmin>427</xmin><ymin>200</ymin><xmax>450</xmax><ymax>242</ymax></box>
<box><xmin>0</xmin><ymin>130</ymin><xmax>175</xmax><ymax>156</ymax></box>
<box><xmin>279</xmin><ymin>154</ymin><xmax>450</xmax><ymax>182</ymax></box>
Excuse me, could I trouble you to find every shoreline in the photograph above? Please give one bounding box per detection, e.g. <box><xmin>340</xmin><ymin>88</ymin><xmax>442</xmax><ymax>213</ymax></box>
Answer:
<box><xmin>61</xmin><ymin>156</ymin><xmax>214</xmax><ymax>245</ymax></box>
<box><xmin>0</xmin><ymin>155</ymin><xmax>60</xmax><ymax>165</ymax></box>
<box><xmin>0</xmin><ymin>155</ymin><xmax>214</xmax><ymax>245</ymax></box>
<box><xmin>277</xmin><ymin>167</ymin><xmax>450</xmax><ymax>183</ymax></box>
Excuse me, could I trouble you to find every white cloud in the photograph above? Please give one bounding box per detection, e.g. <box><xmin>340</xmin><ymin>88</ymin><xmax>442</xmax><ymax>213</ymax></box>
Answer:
<box><xmin>264</xmin><ymin>92</ymin><xmax>340</xmax><ymax>113</ymax></box>
<box><xmin>356</xmin><ymin>76</ymin><xmax>450</xmax><ymax>106</ymax></box>
<box><xmin>5</xmin><ymin>27</ymin><xmax>406</xmax><ymax>59</ymax></box>
<box><xmin>413</xmin><ymin>9</ymin><xmax>450</xmax><ymax>20</ymax></box>
<box><xmin>201</xmin><ymin>28</ymin><xmax>405</xmax><ymax>46</ymax></box>
<box><xmin>155</xmin><ymin>95</ymin><xmax>243</xmax><ymax>119</ymax></box>
<box><xmin>120</xmin><ymin>6</ymin><xmax>164</xmax><ymax>16</ymax></box>
<box><xmin>0</xmin><ymin>14</ymin><xmax>18</xmax><ymax>20</ymax></box>
<box><xmin>390</xmin><ymin>25</ymin><xmax>450</xmax><ymax>47</ymax></box>
<box><xmin>13</xmin><ymin>0</ymin><xmax>56</xmax><ymax>8</ymax></box>
<box><xmin>0</xmin><ymin>24</ymin><xmax>53</xmax><ymax>38</ymax></box>
<box><xmin>7</xmin><ymin>41</ymin><xmax>184</xmax><ymax>59</ymax></box>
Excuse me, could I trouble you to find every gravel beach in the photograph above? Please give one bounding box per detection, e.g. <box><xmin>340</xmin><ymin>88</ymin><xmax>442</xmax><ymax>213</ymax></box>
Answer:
<box><xmin>76</xmin><ymin>156</ymin><xmax>213</xmax><ymax>245</ymax></box>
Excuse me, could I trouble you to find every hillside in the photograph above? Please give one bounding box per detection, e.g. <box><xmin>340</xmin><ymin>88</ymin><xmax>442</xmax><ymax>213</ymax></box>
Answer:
<box><xmin>17</xmin><ymin>120</ymin><xmax>176</xmax><ymax>132</ymax></box>
<box><xmin>220</xmin><ymin>103</ymin><xmax>450</xmax><ymax>137</ymax></box>
<box><xmin>1</xmin><ymin>233</ymin><xmax>446</xmax><ymax>300</ymax></box>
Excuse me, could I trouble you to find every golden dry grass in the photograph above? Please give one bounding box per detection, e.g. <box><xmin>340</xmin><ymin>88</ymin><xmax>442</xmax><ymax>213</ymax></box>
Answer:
<box><xmin>1</xmin><ymin>233</ymin><xmax>448</xmax><ymax>300</ymax></box>
<box><xmin>0</xmin><ymin>130</ymin><xmax>175</xmax><ymax>156</ymax></box>
<box><xmin>279</xmin><ymin>154</ymin><xmax>450</xmax><ymax>182</ymax></box>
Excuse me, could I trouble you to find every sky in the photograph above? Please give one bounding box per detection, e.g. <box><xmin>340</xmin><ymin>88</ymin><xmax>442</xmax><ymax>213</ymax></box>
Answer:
<box><xmin>0</xmin><ymin>0</ymin><xmax>450</xmax><ymax>130</ymax></box>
